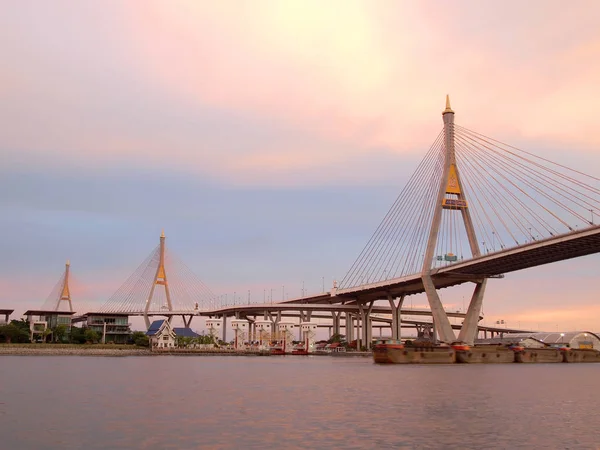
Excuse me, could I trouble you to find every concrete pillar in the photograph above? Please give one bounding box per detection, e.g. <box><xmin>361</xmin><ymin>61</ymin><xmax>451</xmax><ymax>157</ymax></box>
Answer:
<box><xmin>298</xmin><ymin>312</ymin><xmax>304</xmax><ymax>340</ymax></box>
<box><xmin>222</xmin><ymin>315</ymin><xmax>227</xmax><ymax>342</ymax></box>
<box><xmin>347</xmin><ymin>313</ymin><xmax>354</xmax><ymax>343</ymax></box>
<box><xmin>457</xmin><ymin>280</ymin><xmax>487</xmax><ymax>345</ymax></box>
<box><xmin>388</xmin><ymin>295</ymin><xmax>404</xmax><ymax>340</ymax></box>
<box><xmin>361</xmin><ymin>302</ymin><xmax>375</xmax><ymax>350</ymax></box>
<box><xmin>333</xmin><ymin>312</ymin><xmax>341</xmax><ymax>336</ymax></box>
<box><xmin>355</xmin><ymin>309</ymin><xmax>362</xmax><ymax>351</ymax></box>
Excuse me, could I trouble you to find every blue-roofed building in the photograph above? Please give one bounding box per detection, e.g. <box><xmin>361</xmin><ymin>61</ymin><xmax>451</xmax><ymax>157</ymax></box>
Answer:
<box><xmin>146</xmin><ymin>320</ymin><xmax>200</xmax><ymax>348</ymax></box>
<box><xmin>147</xmin><ymin>319</ymin><xmax>175</xmax><ymax>348</ymax></box>
<box><xmin>173</xmin><ymin>328</ymin><xmax>200</xmax><ymax>338</ymax></box>
<box><xmin>146</xmin><ymin>319</ymin><xmax>165</xmax><ymax>336</ymax></box>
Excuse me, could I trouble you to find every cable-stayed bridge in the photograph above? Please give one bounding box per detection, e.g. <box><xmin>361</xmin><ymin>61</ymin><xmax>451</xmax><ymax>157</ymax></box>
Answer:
<box><xmin>90</xmin><ymin>97</ymin><xmax>600</xmax><ymax>346</ymax></box>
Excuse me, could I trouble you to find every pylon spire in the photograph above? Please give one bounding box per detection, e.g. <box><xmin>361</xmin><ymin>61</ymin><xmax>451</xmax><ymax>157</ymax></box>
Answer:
<box><xmin>58</xmin><ymin>260</ymin><xmax>73</xmax><ymax>312</ymax></box>
<box><xmin>443</xmin><ymin>94</ymin><xmax>454</xmax><ymax>114</ymax></box>
<box><xmin>144</xmin><ymin>230</ymin><xmax>173</xmax><ymax>328</ymax></box>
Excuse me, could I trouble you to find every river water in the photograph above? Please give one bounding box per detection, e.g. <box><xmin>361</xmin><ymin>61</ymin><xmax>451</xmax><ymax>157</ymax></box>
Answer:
<box><xmin>0</xmin><ymin>355</ymin><xmax>599</xmax><ymax>449</ymax></box>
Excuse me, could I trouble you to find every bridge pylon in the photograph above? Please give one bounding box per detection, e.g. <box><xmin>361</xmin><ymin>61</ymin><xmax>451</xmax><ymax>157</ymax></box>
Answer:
<box><xmin>144</xmin><ymin>230</ymin><xmax>173</xmax><ymax>328</ymax></box>
<box><xmin>421</xmin><ymin>96</ymin><xmax>485</xmax><ymax>344</ymax></box>
<box><xmin>40</xmin><ymin>259</ymin><xmax>74</xmax><ymax>312</ymax></box>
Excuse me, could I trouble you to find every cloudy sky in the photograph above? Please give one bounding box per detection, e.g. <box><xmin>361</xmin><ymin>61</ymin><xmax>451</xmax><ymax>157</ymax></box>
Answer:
<box><xmin>1</xmin><ymin>0</ymin><xmax>599</xmax><ymax>332</ymax></box>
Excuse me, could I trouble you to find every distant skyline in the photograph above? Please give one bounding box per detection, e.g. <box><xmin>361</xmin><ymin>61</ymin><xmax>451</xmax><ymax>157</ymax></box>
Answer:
<box><xmin>1</xmin><ymin>1</ymin><xmax>599</xmax><ymax>332</ymax></box>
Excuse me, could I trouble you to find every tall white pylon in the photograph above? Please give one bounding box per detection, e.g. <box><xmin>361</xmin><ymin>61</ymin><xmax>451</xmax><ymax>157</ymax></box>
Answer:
<box><xmin>421</xmin><ymin>96</ymin><xmax>485</xmax><ymax>343</ymax></box>
<box><xmin>144</xmin><ymin>230</ymin><xmax>173</xmax><ymax>329</ymax></box>
<box><xmin>55</xmin><ymin>260</ymin><xmax>74</xmax><ymax>312</ymax></box>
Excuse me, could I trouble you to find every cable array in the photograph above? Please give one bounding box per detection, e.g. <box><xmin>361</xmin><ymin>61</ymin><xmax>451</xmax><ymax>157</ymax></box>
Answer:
<box><xmin>340</xmin><ymin>130</ymin><xmax>445</xmax><ymax>288</ymax></box>
<box><xmin>340</xmin><ymin>124</ymin><xmax>600</xmax><ymax>289</ymax></box>
<box><xmin>454</xmin><ymin>125</ymin><xmax>599</xmax><ymax>252</ymax></box>
<box><xmin>99</xmin><ymin>245</ymin><xmax>217</xmax><ymax>313</ymax></box>
<box><xmin>40</xmin><ymin>269</ymin><xmax>68</xmax><ymax>311</ymax></box>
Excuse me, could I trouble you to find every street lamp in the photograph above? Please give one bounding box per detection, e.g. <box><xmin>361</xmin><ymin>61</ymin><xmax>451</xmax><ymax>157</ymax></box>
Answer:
<box><xmin>560</xmin><ymin>333</ymin><xmax>565</xmax><ymax>344</ymax></box>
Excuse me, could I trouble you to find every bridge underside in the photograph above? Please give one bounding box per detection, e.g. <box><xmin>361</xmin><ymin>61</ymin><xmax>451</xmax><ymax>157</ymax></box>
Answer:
<box><xmin>443</xmin><ymin>226</ymin><xmax>600</xmax><ymax>276</ymax></box>
<box><xmin>332</xmin><ymin>226</ymin><xmax>600</xmax><ymax>303</ymax></box>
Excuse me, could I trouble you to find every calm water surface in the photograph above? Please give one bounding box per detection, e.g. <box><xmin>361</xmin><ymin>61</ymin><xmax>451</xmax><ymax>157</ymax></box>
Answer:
<box><xmin>1</xmin><ymin>355</ymin><xmax>599</xmax><ymax>449</ymax></box>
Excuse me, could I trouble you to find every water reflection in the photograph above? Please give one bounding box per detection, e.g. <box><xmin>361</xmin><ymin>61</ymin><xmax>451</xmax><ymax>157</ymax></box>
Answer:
<box><xmin>0</xmin><ymin>356</ymin><xmax>598</xmax><ymax>449</ymax></box>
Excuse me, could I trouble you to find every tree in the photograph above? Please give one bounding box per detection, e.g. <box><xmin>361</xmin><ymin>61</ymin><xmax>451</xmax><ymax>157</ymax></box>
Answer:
<box><xmin>134</xmin><ymin>334</ymin><xmax>149</xmax><ymax>347</ymax></box>
<box><xmin>175</xmin><ymin>335</ymin><xmax>187</xmax><ymax>348</ymax></box>
<box><xmin>70</xmin><ymin>326</ymin><xmax>86</xmax><ymax>344</ymax></box>
<box><xmin>328</xmin><ymin>333</ymin><xmax>346</xmax><ymax>344</ymax></box>
<box><xmin>130</xmin><ymin>331</ymin><xmax>146</xmax><ymax>345</ymax></box>
<box><xmin>53</xmin><ymin>325</ymin><xmax>68</xmax><ymax>343</ymax></box>
<box><xmin>0</xmin><ymin>324</ymin><xmax>29</xmax><ymax>343</ymax></box>
<box><xmin>41</xmin><ymin>328</ymin><xmax>53</xmax><ymax>343</ymax></box>
<box><xmin>84</xmin><ymin>329</ymin><xmax>100</xmax><ymax>344</ymax></box>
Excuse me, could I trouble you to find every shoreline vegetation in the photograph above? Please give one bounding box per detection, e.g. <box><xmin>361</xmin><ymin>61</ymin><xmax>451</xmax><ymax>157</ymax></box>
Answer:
<box><xmin>0</xmin><ymin>343</ymin><xmax>152</xmax><ymax>356</ymax></box>
<box><xmin>0</xmin><ymin>344</ymin><xmax>372</xmax><ymax>357</ymax></box>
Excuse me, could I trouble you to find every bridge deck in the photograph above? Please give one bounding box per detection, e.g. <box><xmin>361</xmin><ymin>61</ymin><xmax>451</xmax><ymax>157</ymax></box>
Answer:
<box><xmin>335</xmin><ymin>225</ymin><xmax>600</xmax><ymax>301</ymax></box>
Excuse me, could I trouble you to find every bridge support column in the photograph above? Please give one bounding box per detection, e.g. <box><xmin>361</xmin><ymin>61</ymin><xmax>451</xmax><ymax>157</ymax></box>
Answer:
<box><xmin>457</xmin><ymin>280</ymin><xmax>487</xmax><ymax>345</ymax></box>
<box><xmin>346</xmin><ymin>313</ymin><xmax>354</xmax><ymax>344</ymax></box>
<box><xmin>422</xmin><ymin>275</ymin><xmax>456</xmax><ymax>343</ymax></box>
<box><xmin>388</xmin><ymin>295</ymin><xmax>405</xmax><ymax>340</ymax></box>
<box><xmin>360</xmin><ymin>302</ymin><xmax>375</xmax><ymax>350</ymax></box>
<box><xmin>332</xmin><ymin>311</ymin><xmax>341</xmax><ymax>336</ymax></box>
<box><xmin>222</xmin><ymin>315</ymin><xmax>227</xmax><ymax>342</ymax></box>
<box><xmin>298</xmin><ymin>312</ymin><xmax>304</xmax><ymax>340</ymax></box>
<box><xmin>182</xmin><ymin>315</ymin><xmax>193</xmax><ymax>328</ymax></box>
<box><xmin>355</xmin><ymin>308</ymin><xmax>362</xmax><ymax>351</ymax></box>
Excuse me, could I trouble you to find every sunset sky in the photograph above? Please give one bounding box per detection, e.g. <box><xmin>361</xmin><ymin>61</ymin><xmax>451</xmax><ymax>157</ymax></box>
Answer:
<box><xmin>1</xmin><ymin>1</ymin><xmax>599</xmax><ymax>333</ymax></box>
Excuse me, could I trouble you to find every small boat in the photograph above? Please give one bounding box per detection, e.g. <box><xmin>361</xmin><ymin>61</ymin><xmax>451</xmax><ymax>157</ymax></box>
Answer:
<box><xmin>291</xmin><ymin>349</ymin><xmax>309</xmax><ymax>355</ymax></box>
<box><xmin>270</xmin><ymin>347</ymin><xmax>285</xmax><ymax>355</ymax></box>
<box><xmin>290</xmin><ymin>343</ymin><xmax>308</xmax><ymax>355</ymax></box>
<box><xmin>373</xmin><ymin>339</ymin><xmax>456</xmax><ymax>364</ymax></box>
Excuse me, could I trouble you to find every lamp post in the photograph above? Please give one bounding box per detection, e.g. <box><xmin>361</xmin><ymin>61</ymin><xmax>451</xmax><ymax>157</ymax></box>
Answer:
<box><xmin>560</xmin><ymin>333</ymin><xmax>565</xmax><ymax>345</ymax></box>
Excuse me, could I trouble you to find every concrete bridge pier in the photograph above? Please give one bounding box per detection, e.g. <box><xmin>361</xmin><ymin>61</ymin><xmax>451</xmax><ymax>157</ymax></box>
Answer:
<box><xmin>388</xmin><ymin>295</ymin><xmax>405</xmax><ymax>340</ymax></box>
<box><xmin>359</xmin><ymin>302</ymin><xmax>375</xmax><ymax>350</ymax></box>
<box><xmin>222</xmin><ymin>315</ymin><xmax>227</xmax><ymax>342</ymax></box>
<box><xmin>346</xmin><ymin>313</ymin><xmax>354</xmax><ymax>344</ymax></box>
<box><xmin>332</xmin><ymin>311</ymin><xmax>341</xmax><ymax>336</ymax></box>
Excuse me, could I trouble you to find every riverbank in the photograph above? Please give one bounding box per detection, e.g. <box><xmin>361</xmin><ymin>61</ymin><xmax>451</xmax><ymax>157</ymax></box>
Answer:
<box><xmin>0</xmin><ymin>344</ymin><xmax>373</xmax><ymax>357</ymax></box>
<box><xmin>0</xmin><ymin>344</ymin><xmax>152</xmax><ymax>356</ymax></box>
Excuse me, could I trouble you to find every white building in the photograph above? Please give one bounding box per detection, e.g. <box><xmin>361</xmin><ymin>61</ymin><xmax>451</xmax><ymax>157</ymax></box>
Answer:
<box><xmin>500</xmin><ymin>332</ymin><xmax>600</xmax><ymax>350</ymax></box>
<box><xmin>300</xmin><ymin>322</ymin><xmax>318</xmax><ymax>352</ymax></box>
<box><xmin>231</xmin><ymin>319</ymin><xmax>249</xmax><ymax>350</ymax></box>
<box><xmin>146</xmin><ymin>319</ymin><xmax>175</xmax><ymax>348</ymax></box>
<box><xmin>205</xmin><ymin>318</ymin><xmax>222</xmax><ymax>342</ymax></box>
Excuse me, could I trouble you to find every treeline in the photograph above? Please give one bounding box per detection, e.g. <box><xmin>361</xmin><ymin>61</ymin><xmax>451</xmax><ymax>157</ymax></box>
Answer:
<box><xmin>0</xmin><ymin>319</ymin><xmax>149</xmax><ymax>347</ymax></box>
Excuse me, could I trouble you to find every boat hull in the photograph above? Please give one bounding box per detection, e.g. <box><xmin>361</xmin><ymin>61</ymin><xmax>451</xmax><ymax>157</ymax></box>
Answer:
<box><xmin>291</xmin><ymin>350</ymin><xmax>309</xmax><ymax>355</ymax></box>
<box><xmin>373</xmin><ymin>346</ymin><xmax>456</xmax><ymax>364</ymax></box>
<box><xmin>455</xmin><ymin>346</ymin><xmax>515</xmax><ymax>364</ymax></box>
<box><xmin>562</xmin><ymin>348</ymin><xmax>600</xmax><ymax>363</ymax></box>
<box><xmin>515</xmin><ymin>348</ymin><xmax>563</xmax><ymax>363</ymax></box>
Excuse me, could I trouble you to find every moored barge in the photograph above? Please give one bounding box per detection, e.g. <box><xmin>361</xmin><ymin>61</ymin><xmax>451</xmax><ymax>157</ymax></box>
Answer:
<box><xmin>373</xmin><ymin>339</ymin><xmax>456</xmax><ymax>364</ymax></box>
